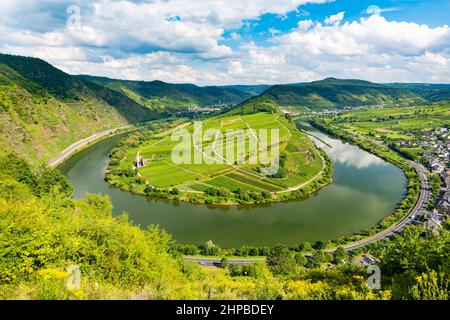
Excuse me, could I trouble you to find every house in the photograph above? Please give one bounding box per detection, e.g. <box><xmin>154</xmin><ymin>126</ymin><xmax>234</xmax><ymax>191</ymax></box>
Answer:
<box><xmin>133</xmin><ymin>156</ymin><xmax>146</xmax><ymax>169</ymax></box>
<box><xmin>423</xmin><ymin>210</ymin><xmax>445</xmax><ymax>233</ymax></box>
<box><xmin>353</xmin><ymin>254</ymin><xmax>377</xmax><ymax>268</ymax></box>
<box><xmin>440</xmin><ymin>170</ymin><xmax>450</xmax><ymax>188</ymax></box>
<box><xmin>431</xmin><ymin>161</ymin><xmax>445</xmax><ymax>174</ymax></box>
<box><xmin>424</xmin><ymin>218</ymin><xmax>441</xmax><ymax>233</ymax></box>
<box><xmin>438</xmin><ymin>191</ymin><xmax>450</xmax><ymax>215</ymax></box>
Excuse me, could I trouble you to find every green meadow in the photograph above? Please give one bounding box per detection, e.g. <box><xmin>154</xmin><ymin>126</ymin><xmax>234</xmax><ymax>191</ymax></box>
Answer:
<box><xmin>118</xmin><ymin>112</ymin><xmax>325</xmax><ymax>200</ymax></box>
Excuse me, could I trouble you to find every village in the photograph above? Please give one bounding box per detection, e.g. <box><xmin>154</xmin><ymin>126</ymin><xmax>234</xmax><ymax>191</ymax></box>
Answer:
<box><xmin>395</xmin><ymin>127</ymin><xmax>450</xmax><ymax>233</ymax></box>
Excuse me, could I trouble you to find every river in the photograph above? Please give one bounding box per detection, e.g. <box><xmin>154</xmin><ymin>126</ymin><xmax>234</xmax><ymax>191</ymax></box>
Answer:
<box><xmin>59</xmin><ymin>122</ymin><xmax>406</xmax><ymax>247</ymax></box>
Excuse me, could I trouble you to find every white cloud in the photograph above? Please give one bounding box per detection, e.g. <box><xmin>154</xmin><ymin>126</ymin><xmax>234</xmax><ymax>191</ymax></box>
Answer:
<box><xmin>228</xmin><ymin>61</ymin><xmax>244</xmax><ymax>75</ymax></box>
<box><xmin>324</xmin><ymin>11</ymin><xmax>345</xmax><ymax>25</ymax></box>
<box><xmin>297</xmin><ymin>20</ymin><xmax>314</xmax><ymax>31</ymax></box>
<box><xmin>0</xmin><ymin>1</ymin><xmax>450</xmax><ymax>85</ymax></box>
<box><xmin>275</xmin><ymin>14</ymin><xmax>450</xmax><ymax>57</ymax></box>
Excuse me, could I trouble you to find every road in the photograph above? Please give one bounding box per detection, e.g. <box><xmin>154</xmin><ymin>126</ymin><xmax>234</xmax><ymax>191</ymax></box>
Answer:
<box><xmin>184</xmin><ymin>161</ymin><xmax>430</xmax><ymax>265</ymax></box>
<box><xmin>47</xmin><ymin>126</ymin><xmax>131</xmax><ymax>168</ymax></box>
<box><xmin>183</xmin><ymin>257</ymin><xmax>266</xmax><ymax>267</ymax></box>
<box><xmin>334</xmin><ymin>161</ymin><xmax>430</xmax><ymax>251</ymax></box>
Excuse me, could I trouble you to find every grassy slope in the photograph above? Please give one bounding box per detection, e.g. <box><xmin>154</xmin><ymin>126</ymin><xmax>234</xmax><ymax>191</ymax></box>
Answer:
<box><xmin>77</xmin><ymin>75</ymin><xmax>251</xmax><ymax>112</ymax></box>
<box><xmin>0</xmin><ymin>54</ymin><xmax>159</xmax><ymax>164</ymax></box>
<box><xmin>111</xmin><ymin>94</ymin><xmax>326</xmax><ymax>204</ymax></box>
<box><xmin>263</xmin><ymin>78</ymin><xmax>426</xmax><ymax>110</ymax></box>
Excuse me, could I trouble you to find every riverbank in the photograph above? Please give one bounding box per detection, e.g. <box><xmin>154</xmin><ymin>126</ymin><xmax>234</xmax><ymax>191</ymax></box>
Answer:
<box><xmin>60</xmin><ymin>119</ymin><xmax>406</xmax><ymax>248</ymax></box>
<box><xmin>104</xmin><ymin>117</ymin><xmax>334</xmax><ymax>206</ymax></box>
<box><xmin>49</xmin><ymin>118</ymin><xmax>179</xmax><ymax>169</ymax></box>
<box><xmin>309</xmin><ymin>119</ymin><xmax>424</xmax><ymax>242</ymax></box>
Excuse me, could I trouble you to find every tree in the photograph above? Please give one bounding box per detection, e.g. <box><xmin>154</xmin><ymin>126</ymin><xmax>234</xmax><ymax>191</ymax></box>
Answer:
<box><xmin>259</xmin><ymin>247</ymin><xmax>270</xmax><ymax>256</ymax></box>
<box><xmin>295</xmin><ymin>253</ymin><xmax>307</xmax><ymax>266</ymax></box>
<box><xmin>205</xmin><ymin>187</ymin><xmax>218</xmax><ymax>197</ymax></box>
<box><xmin>261</xmin><ymin>191</ymin><xmax>271</xmax><ymax>199</ymax></box>
<box><xmin>297</xmin><ymin>242</ymin><xmax>312</xmax><ymax>252</ymax></box>
<box><xmin>410</xmin><ymin>271</ymin><xmax>450</xmax><ymax>300</ymax></box>
<box><xmin>220</xmin><ymin>257</ymin><xmax>229</xmax><ymax>268</ymax></box>
<box><xmin>267</xmin><ymin>245</ymin><xmax>296</xmax><ymax>275</ymax></box>
<box><xmin>202</xmin><ymin>240</ymin><xmax>220</xmax><ymax>256</ymax></box>
<box><xmin>181</xmin><ymin>244</ymin><xmax>198</xmax><ymax>256</ymax></box>
<box><xmin>313</xmin><ymin>240</ymin><xmax>327</xmax><ymax>250</ymax></box>
<box><xmin>307</xmin><ymin>250</ymin><xmax>326</xmax><ymax>268</ymax></box>
<box><xmin>334</xmin><ymin>247</ymin><xmax>348</xmax><ymax>264</ymax></box>
<box><xmin>249</xmin><ymin>247</ymin><xmax>260</xmax><ymax>256</ymax></box>
<box><xmin>217</xmin><ymin>187</ymin><xmax>231</xmax><ymax>197</ymax></box>
<box><xmin>144</xmin><ymin>185</ymin><xmax>154</xmax><ymax>195</ymax></box>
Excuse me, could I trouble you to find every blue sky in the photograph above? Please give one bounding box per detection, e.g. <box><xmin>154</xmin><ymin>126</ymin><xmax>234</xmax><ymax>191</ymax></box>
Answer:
<box><xmin>0</xmin><ymin>0</ymin><xmax>449</xmax><ymax>85</ymax></box>
<box><xmin>222</xmin><ymin>0</ymin><xmax>450</xmax><ymax>47</ymax></box>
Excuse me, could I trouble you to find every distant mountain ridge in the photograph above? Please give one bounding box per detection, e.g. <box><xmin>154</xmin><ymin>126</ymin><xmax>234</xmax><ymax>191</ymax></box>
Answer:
<box><xmin>220</xmin><ymin>84</ymin><xmax>271</xmax><ymax>96</ymax></box>
<box><xmin>387</xmin><ymin>83</ymin><xmax>450</xmax><ymax>102</ymax></box>
<box><xmin>77</xmin><ymin>75</ymin><xmax>251</xmax><ymax>113</ymax></box>
<box><xmin>259</xmin><ymin>78</ymin><xmax>427</xmax><ymax>110</ymax></box>
<box><xmin>2</xmin><ymin>52</ymin><xmax>450</xmax><ymax>164</ymax></box>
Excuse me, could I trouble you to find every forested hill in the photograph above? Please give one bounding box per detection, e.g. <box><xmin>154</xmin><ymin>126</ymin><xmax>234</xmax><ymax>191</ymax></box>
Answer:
<box><xmin>78</xmin><ymin>75</ymin><xmax>252</xmax><ymax>112</ymax></box>
<box><xmin>260</xmin><ymin>78</ymin><xmax>427</xmax><ymax>110</ymax></box>
<box><xmin>219</xmin><ymin>84</ymin><xmax>271</xmax><ymax>96</ymax></box>
<box><xmin>387</xmin><ymin>83</ymin><xmax>450</xmax><ymax>102</ymax></box>
<box><xmin>226</xmin><ymin>94</ymin><xmax>281</xmax><ymax>116</ymax></box>
<box><xmin>0</xmin><ymin>53</ymin><xmax>158</xmax><ymax>164</ymax></box>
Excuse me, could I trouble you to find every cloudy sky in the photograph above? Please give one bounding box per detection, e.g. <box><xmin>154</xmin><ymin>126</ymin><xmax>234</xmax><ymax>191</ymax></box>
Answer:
<box><xmin>0</xmin><ymin>0</ymin><xmax>449</xmax><ymax>85</ymax></box>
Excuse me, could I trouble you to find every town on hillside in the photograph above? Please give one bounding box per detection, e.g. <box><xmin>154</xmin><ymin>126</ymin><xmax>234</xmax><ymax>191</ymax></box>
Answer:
<box><xmin>394</xmin><ymin>127</ymin><xmax>450</xmax><ymax>232</ymax></box>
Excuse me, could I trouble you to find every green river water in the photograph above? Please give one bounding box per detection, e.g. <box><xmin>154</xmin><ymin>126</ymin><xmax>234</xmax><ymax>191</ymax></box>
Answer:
<box><xmin>59</xmin><ymin>122</ymin><xmax>406</xmax><ymax>247</ymax></box>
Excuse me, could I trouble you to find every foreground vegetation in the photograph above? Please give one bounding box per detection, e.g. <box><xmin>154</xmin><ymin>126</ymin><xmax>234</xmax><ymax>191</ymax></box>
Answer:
<box><xmin>2</xmin><ymin>153</ymin><xmax>450</xmax><ymax>300</ymax></box>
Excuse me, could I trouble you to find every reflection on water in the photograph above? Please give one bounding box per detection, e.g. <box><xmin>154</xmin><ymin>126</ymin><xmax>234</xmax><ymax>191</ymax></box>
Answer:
<box><xmin>297</xmin><ymin>122</ymin><xmax>386</xmax><ymax>169</ymax></box>
<box><xmin>60</xmin><ymin>122</ymin><xmax>406</xmax><ymax>247</ymax></box>
<box><xmin>325</xmin><ymin>143</ymin><xmax>386</xmax><ymax>169</ymax></box>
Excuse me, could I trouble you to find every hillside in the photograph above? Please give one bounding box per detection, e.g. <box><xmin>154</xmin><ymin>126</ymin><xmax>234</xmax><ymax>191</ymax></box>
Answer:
<box><xmin>78</xmin><ymin>75</ymin><xmax>251</xmax><ymax>112</ymax></box>
<box><xmin>387</xmin><ymin>83</ymin><xmax>450</xmax><ymax>102</ymax></box>
<box><xmin>262</xmin><ymin>78</ymin><xmax>426</xmax><ymax>110</ymax></box>
<box><xmin>226</xmin><ymin>94</ymin><xmax>281</xmax><ymax>116</ymax></box>
<box><xmin>0</xmin><ymin>54</ymin><xmax>159</xmax><ymax>164</ymax></box>
<box><xmin>0</xmin><ymin>153</ymin><xmax>395</xmax><ymax>300</ymax></box>
<box><xmin>220</xmin><ymin>84</ymin><xmax>271</xmax><ymax>96</ymax></box>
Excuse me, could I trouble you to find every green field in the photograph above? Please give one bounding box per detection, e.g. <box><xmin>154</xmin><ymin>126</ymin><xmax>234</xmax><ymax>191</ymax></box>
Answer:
<box><xmin>119</xmin><ymin>112</ymin><xmax>324</xmax><ymax>196</ymax></box>
<box><xmin>333</xmin><ymin>104</ymin><xmax>450</xmax><ymax>137</ymax></box>
<box><xmin>324</xmin><ymin>103</ymin><xmax>450</xmax><ymax>161</ymax></box>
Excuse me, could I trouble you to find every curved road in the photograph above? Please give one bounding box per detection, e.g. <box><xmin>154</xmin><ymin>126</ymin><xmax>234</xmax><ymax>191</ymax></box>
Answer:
<box><xmin>335</xmin><ymin>161</ymin><xmax>429</xmax><ymax>251</ymax></box>
<box><xmin>184</xmin><ymin>161</ymin><xmax>430</xmax><ymax>265</ymax></box>
<box><xmin>47</xmin><ymin>126</ymin><xmax>131</xmax><ymax>168</ymax></box>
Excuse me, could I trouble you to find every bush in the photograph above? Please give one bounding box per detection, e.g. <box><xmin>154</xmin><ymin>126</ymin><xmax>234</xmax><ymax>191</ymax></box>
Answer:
<box><xmin>313</xmin><ymin>240</ymin><xmax>327</xmax><ymax>250</ymax></box>
<box><xmin>267</xmin><ymin>245</ymin><xmax>296</xmax><ymax>275</ymax></box>
<box><xmin>295</xmin><ymin>253</ymin><xmax>308</xmax><ymax>266</ymax></box>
